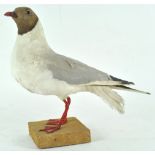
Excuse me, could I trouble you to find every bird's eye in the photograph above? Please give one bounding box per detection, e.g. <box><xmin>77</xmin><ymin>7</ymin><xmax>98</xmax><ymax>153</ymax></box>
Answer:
<box><xmin>26</xmin><ymin>10</ymin><xmax>31</xmax><ymax>15</ymax></box>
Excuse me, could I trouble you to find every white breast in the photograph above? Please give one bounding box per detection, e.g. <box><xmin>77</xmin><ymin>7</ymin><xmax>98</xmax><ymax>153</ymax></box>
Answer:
<box><xmin>12</xmin><ymin>37</ymin><xmax>50</xmax><ymax>93</ymax></box>
<box><xmin>11</xmin><ymin>21</ymin><xmax>76</xmax><ymax>99</ymax></box>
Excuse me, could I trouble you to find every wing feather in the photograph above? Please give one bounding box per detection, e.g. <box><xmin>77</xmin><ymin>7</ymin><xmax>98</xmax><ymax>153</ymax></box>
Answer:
<box><xmin>46</xmin><ymin>53</ymin><xmax>133</xmax><ymax>85</ymax></box>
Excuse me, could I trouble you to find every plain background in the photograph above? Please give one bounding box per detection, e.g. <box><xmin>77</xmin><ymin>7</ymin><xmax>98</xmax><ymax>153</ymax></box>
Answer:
<box><xmin>0</xmin><ymin>4</ymin><xmax>155</xmax><ymax>150</ymax></box>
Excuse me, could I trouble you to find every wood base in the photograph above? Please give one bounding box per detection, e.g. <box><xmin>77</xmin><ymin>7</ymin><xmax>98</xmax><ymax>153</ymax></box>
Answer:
<box><xmin>28</xmin><ymin>117</ymin><xmax>91</xmax><ymax>149</ymax></box>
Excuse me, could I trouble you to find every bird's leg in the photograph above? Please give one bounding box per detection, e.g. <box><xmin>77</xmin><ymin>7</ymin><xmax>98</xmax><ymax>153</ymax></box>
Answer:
<box><xmin>59</xmin><ymin>96</ymin><xmax>71</xmax><ymax>124</ymax></box>
<box><xmin>40</xmin><ymin>97</ymin><xmax>71</xmax><ymax>133</ymax></box>
<box><xmin>46</xmin><ymin>97</ymin><xmax>71</xmax><ymax>125</ymax></box>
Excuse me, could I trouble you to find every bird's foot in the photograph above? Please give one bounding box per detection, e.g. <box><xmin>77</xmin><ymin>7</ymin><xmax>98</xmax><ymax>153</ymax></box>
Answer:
<box><xmin>40</xmin><ymin>125</ymin><xmax>61</xmax><ymax>133</ymax></box>
<box><xmin>46</xmin><ymin>118</ymin><xmax>67</xmax><ymax>125</ymax></box>
<box><xmin>40</xmin><ymin>96</ymin><xmax>71</xmax><ymax>133</ymax></box>
<box><xmin>40</xmin><ymin>118</ymin><xmax>67</xmax><ymax>133</ymax></box>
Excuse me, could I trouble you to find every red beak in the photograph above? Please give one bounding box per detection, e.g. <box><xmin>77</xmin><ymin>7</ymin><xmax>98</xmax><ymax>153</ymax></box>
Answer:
<box><xmin>4</xmin><ymin>11</ymin><xmax>17</xmax><ymax>18</ymax></box>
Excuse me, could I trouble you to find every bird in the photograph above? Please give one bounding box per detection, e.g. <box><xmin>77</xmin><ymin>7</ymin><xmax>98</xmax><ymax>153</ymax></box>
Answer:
<box><xmin>4</xmin><ymin>7</ymin><xmax>150</xmax><ymax>133</ymax></box>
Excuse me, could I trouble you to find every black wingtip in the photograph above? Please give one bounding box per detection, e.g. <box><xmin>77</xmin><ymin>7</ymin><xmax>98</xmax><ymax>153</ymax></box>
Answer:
<box><xmin>127</xmin><ymin>81</ymin><xmax>135</xmax><ymax>85</ymax></box>
<box><xmin>146</xmin><ymin>92</ymin><xmax>151</xmax><ymax>95</ymax></box>
<box><xmin>110</xmin><ymin>75</ymin><xmax>134</xmax><ymax>85</ymax></box>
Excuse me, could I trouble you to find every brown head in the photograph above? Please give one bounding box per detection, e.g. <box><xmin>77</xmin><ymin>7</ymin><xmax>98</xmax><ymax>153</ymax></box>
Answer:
<box><xmin>4</xmin><ymin>7</ymin><xmax>38</xmax><ymax>35</ymax></box>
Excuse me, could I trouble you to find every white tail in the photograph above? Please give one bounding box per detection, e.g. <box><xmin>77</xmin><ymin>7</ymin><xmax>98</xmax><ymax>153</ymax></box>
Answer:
<box><xmin>86</xmin><ymin>86</ymin><xmax>124</xmax><ymax>113</ymax></box>
<box><xmin>79</xmin><ymin>81</ymin><xmax>150</xmax><ymax>114</ymax></box>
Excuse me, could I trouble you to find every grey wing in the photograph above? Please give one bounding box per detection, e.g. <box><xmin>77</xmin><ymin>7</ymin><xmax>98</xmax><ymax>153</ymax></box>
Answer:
<box><xmin>46</xmin><ymin>53</ymin><xmax>133</xmax><ymax>85</ymax></box>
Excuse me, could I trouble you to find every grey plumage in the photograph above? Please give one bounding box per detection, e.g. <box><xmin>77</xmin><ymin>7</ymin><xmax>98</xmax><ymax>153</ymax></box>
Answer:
<box><xmin>46</xmin><ymin>52</ymin><xmax>133</xmax><ymax>85</ymax></box>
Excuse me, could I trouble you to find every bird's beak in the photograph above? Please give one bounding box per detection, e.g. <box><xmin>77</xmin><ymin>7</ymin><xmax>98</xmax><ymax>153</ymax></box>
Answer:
<box><xmin>4</xmin><ymin>11</ymin><xmax>17</xmax><ymax>18</ymax></box>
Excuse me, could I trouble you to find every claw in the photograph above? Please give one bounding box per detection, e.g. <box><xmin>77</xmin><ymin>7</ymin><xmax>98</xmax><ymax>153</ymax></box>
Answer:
<box><xmin>46</xmin><ymin>118</ymin><xmax>67</xmax><ymax>125</ymax></box>
<box><xmin>40</xmin><ymin>125</ymin><xmax>61</xmax><ymax>133</ymax></box>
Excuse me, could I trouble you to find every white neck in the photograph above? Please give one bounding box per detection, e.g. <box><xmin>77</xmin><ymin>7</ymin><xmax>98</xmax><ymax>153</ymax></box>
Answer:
<box><xmin>15</xmin><ymin>20</ymin><xmax>49</xmax><ymax>48</ymax></box>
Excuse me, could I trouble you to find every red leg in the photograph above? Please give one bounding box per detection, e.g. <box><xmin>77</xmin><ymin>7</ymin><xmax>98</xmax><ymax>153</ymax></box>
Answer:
<box><xmin>40</xmin><ymin>97</ymin><xmax>71</xmax><ymax>133</ymax></box>
<box><xmin>46</xmin><ymin>97</ymin><xmax>71</xmax><ymax>125</ymax></box>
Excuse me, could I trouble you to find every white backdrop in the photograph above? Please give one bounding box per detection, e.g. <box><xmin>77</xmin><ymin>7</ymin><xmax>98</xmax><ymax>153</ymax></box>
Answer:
<box><xmin>0</xmin><ymin>4</ymin><xmax>154</xmax><ymax>150</ymax></box>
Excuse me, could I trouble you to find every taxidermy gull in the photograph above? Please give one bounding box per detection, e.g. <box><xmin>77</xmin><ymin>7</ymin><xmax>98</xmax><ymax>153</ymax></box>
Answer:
<box><xmin>4</xmin><ymin>7</ymin><xmax>150</xmax><ymax>133</ymax></box>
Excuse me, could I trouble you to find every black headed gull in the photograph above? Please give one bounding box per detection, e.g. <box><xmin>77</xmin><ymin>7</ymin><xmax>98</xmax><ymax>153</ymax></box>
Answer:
<box><xmin>4</xmin><ymin>7</ymin><xmax>150</xmax><ymax>133</ymax></box>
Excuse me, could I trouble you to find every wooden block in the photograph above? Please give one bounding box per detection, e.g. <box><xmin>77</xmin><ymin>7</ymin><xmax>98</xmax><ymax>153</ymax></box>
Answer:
<box><xmin>28</xmin><ymin>117</ymin><xmax>91</xmax><ymax>149</ymax></box>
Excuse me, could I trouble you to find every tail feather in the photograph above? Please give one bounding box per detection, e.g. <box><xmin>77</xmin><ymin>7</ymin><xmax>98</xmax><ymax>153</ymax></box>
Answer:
<box><xmin>82</xmin><ymin>81</ymin><xmax>150</xmax><ymax>114</ymax></box>
<box><xmin>87</xmin><ymin>86</ymin><xmax>124</xmax><ymax>113</ymax></box>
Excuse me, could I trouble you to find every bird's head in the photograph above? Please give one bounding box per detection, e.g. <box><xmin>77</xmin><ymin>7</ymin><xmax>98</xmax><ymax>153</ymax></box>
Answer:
<box><xmin>4</xmin><ymin>7</ymin><xmax>38</xmax><ymax>35</ymax></box>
